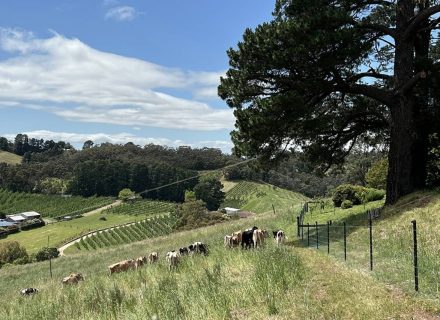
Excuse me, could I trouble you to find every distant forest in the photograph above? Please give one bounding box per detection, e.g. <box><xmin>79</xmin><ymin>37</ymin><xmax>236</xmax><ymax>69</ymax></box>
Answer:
<box><xmin>0</xmin><ymin>134</ymin><xmax>389</xmax><ymax>201</ymax></box>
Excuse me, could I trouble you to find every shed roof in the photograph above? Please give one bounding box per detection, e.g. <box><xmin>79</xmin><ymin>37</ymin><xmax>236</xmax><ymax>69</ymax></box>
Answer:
<box><xmin>6</xmin><ymin>215</ymin><xmax>26</xmax><ymax>221</ymax></box>
<box><xmin>0</xmin><ymin>220</ymin><xmax>16</xmax><ymax>227</ymax></box>
<box><xmin>20</xmin><ymin>211</ymin><xmax>41</xmax><ymax>218</ymax></box>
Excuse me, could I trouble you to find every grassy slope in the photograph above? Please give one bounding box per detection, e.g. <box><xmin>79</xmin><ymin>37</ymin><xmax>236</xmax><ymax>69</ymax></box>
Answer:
<box><xmin>0</xmin><ymin>213</ymin><xmax>143</xmax><ymax>253</ymax></box>
<box><xmin>0</xmin><ymin>151</ymin><xmax>21</xmax><ymax>164</ymax></box>
<box><xmin>223</xmin><ymin>180</ymin><xmax>309</xmax><ymax>213</ymax></box>
<box><xmin>0</xmin><ymin>206</ymin><xmax>438</xmax><ymax>319</ymax></box>
<box><xmin>298</xmin><ymin>191</ymin><xmax>440</xmax><ymax>300</ymax></box>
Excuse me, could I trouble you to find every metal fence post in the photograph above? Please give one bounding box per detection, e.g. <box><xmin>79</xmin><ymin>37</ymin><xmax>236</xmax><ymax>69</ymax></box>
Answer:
<box><xmin>301</xmin><ymin>222</ymin><xmax>304</xmax><ymax>240</ymax></box>
<box><xmin>315</xmin><ymin>221</ymin><xmax>319</xmax><ymax>249</ymax></box>
<box><xmin>343</xmin><ymin>222</ymin><xmax>347</xmax><ymax>261</ymax></box>
<box><xmin>327</xmin><ymin>221</ymin><xmax>330</xmax><ymax>254</ymax></box>
<box><xmin>369</xmin><ymin>217</ymin><xmax>373</xmax><ymax>271</ymax></box>
<box><xmin>412</xmin><ymin>220</ymin><xmax>419</xmax><ymax>292</ymax></box>
<box><xmin>307</xmin><ymin>223</ymin><xmax>310</xmax><ymax>247</ymax></box>
<box><xmin>297</xmin><ymin>216</ymin><xmax>300</xmax><ymax>237</ymax></box>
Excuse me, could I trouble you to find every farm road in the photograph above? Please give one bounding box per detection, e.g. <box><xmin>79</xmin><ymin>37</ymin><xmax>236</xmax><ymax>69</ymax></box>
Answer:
<box><xmin>83</xmin><ymin>200</ymin><xmax>122</xmax><ymax>217</ymax></box>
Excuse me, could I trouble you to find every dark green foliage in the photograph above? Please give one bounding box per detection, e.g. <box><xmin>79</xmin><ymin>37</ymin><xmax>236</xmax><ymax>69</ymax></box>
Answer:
<box><xmin>0</xmin><ymin>241</ymin><xmax>28</xmax><ymax>265</ymax></box>
<box><xmin>332</xmin><ymin>184</ymin><xmax>384</xmax><ymax>207</ymax></box>
<box><xmin>35</xmin><ymin>247</ymin><xmax>60</xmax><ymax>262</ymax></box>
<box><xmin>341</xmin><ymin>200</ymin><xmax>353</xmax><ymax>209</ymax></box>
<box><xmin>171</xmin><ymin>200</ymin><xmax>225</xmax><ymax>230</ymax></box>
<box><xmin>193</xmin><ymin>176</ymin><xmax>225</xmax><ymax>211</ymax></box>
<box><xmin>366</xmin><ymin>159</ymin><xmax>388</xmax><ymax>190</ymax></box>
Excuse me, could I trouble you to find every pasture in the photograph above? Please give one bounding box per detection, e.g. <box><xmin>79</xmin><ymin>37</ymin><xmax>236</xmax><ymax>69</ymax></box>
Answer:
<box><xmin>221</xmin><ymin>180</ymin><xmax>308</xmax><ymax>213</ymax></box>
<box><xmin>0</xmin><ymin>207</ymin><xmax>437</xmax><ymax>319</ymax></box>
<box><xmin>0</xmin><ymin>151</ymin><xmax>22</xmax><ymax>165</ymax></box>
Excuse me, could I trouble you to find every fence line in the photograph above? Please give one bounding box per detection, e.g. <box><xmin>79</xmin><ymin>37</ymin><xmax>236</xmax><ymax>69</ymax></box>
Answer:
<box><xmin>295</xmin><ymin>202</ymin><xmax>438</xmax><ymax>294</ymax></box>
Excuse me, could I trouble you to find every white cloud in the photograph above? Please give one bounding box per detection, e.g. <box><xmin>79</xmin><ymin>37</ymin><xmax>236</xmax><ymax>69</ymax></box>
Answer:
<box><xmin>0</xmin><ymin>28</ymin><xmax>232</xmax><ymax>131</ymax></box>
<box><xmin>1</xmin><ymin>130</ymin><xmax>233</xmax><ymax>153</ymax></box>
<box><xmin>105</xmin><ymin>6</ymin><xmax>138</xmax><ymax>21</ymax></box>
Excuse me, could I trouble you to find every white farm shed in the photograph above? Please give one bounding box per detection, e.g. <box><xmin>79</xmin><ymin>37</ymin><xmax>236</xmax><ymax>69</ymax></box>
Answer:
<box><xmin>20</xmin><ymin>211</ymin><xmax>42</xmax><ymax>220</ymax></box>
<box><xmin>223</xmin><ymin>207</ymin><xmax>241</xmax><ymax>214</ymax></box>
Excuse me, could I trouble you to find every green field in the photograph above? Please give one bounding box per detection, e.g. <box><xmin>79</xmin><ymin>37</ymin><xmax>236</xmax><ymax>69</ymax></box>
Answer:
<box><xmin>0</xmin><ymin>151</ymin><xmax>21</xmax><ymax>165</ymax></box>
<box><xmin>101</xmin><ymin>199</ymin><xmax>175</xmax><ymax>216</ymax></box>
<box><xmin>0</xmin><ymin>205</ymin><xmax>437</xmax><ymax>319</ymax></box>
<box><xmin>221</xmin><ymin>180</ymin><xmax>308</xmax><ymax>213</ymax></box>
<box><xmin>0</xmin><ymin>213</ymin><xmax>143</xmax><ymax>253</ymax></box>
<box><xmin>0</xmin><ymin>189</ymin><xmax>114</xmax><ymax>218</ymax></box>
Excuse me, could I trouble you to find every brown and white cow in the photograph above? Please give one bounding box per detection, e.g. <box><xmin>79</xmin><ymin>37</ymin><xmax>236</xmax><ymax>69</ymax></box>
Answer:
<box><xmin>252</xmin><ymin>229</ymin><xmax>266</xmax><ymax>248</ymax></box>
<box><xmin>165</xmin><ymin>251</ymin><xmax>180</xmax><ymax>270</ymax></box>
<box><xmin>230</xmin><ymin>235</ymin><xmax>240</xmax><ymax>247</ymax></box>
<box><xmin>62</xmin><ymin>273</ymin><xmax>84</xmax><ymax>285</ymax></box>
<box><xmin>232</xmin><ymin>230</ymin><xmax>243</xmax><ymax>244</ymax></box>
<box><xmin>148</xmin><ymin>252</ymin><xmax>159</xmax><ymax>264</ymax></box>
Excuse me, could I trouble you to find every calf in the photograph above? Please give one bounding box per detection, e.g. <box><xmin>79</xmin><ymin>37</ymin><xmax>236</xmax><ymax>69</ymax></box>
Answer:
<box><xmin>166</xmin><ymin>251</ymin><xmax>180</xmax><ymax>270</ymax></box>
<box><xmin>108</xmin><ymin>259</ymin><xmax>135</xmax><ymax>275</ymax></box>
<box><xmin>135</xmin><ymin>256</ymin><xmax>147</xmax><ymax>270</ymax></box>
<box><xmin>148</xmin><ymin>252</ymin><xmax>159</xmax><ymax>264</ymax></box>
<box><xmin>20</xmin><ymin>288</ymin><xmax>38</xmax><ymax>296</ymax></box>
<box><xmin>274</xmin><ymin>230</ymin><xmax>286</xmax><ymax>245</ymax></box>
<box><xmin>231</xmin><ymin>235</ymin><xmax>240</xmax><ymax>247</ymax></box>
<box><xmin>252</xmin><ymin>229</ymin><xmax>265</xmax><ymax>248</ymax></box>
<box><xmin>62</xmin><ymin>273</ymin><xmax>84</xmax><ymax>285</ymax></box>
<box><xmin>224</xmin><ymin>235</ymin><xmax>232</xmax><ymax>248</ymax></box>
<box><xmin>242</xmin><ymin>226</ymin><xmax>258</xmax><ymax>249</ymax></box>
<box><xmin>232</xmin><ymin>230</ymin><xmax>243</xmax><ymax>243</ymax></box>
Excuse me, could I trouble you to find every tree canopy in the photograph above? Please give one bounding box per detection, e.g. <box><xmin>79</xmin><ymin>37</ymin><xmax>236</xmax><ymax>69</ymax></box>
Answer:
<box><xmin>219</xmin><ymin>0</ymin><xmax>440</xmax><ymax>204</ymax></box>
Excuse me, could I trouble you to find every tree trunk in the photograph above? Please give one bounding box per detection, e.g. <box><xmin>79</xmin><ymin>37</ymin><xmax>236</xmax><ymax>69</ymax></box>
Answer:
<box><xmin>386</xmin><ymin>0</ymin><xmax>418</xmax><ymax>204</ymax></box>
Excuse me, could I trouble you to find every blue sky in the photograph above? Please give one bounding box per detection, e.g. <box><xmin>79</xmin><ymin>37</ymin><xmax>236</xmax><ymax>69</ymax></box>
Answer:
<box><xmin>0</xmin><ymin>0</ymin><xmax>275</xmax><ymax>152</ymax></box>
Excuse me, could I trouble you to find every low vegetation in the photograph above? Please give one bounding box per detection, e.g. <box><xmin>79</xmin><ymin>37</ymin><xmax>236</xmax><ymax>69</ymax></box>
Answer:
<box><xmin>101</xmin><ymin>199</ymin><xmax>175</xmax><ymax>216</ymax></box>
<box><xmin>0</xmin><ymin>189</ymin><xmax>114</xmax><ymax>218</ymax></box>
<box><xmin>332</xmin><ymin>184</ymin><xmax>385</xmax><ymax>207</ymax></box>
<box><xmin>0</xmin><ymin>151</ymin><xmax>22</xmax><ymax>165</ymax></box>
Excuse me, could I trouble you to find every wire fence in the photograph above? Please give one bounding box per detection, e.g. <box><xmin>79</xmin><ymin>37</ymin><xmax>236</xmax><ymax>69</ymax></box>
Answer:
<box><xmin>296</xmin><ymin>203</ymin><xmax>440</xmax><ymax>297</ymax></box>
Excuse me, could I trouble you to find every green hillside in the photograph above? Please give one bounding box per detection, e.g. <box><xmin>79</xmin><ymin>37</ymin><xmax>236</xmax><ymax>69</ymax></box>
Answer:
<box><xmin>0</xmin><ymin>200</ymin><xmax>438</xmax><ymax>319</ymax></box>
<box><xmin>0</xmin><ymin>151</ymin><xmax>21</xmax><ymax>165</ymax></box>
<box><xmin>222</xmin><ymin>180</ymin><xmax>309</xmax><ymax>213</ymax></box>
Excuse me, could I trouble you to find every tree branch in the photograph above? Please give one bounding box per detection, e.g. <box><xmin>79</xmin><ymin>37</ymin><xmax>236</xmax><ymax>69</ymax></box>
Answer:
<box><xmin>343</xmin><ymin>83</ymin><xmax>394</xmax><ymax>106</ymax></box>
<box><xmin>349</xmin><ymin>72</ymin><xmax>393</xmax><ymax>82</ymax></box>
<box><xmin>394</xmin><ymin>70</ymin><xmax>427</xmax><ymax>96</ymax></box>
<box><xmin>404</xmin><ymin>5</ymin><xmax>440</xmax><ymax>39</ymax></box>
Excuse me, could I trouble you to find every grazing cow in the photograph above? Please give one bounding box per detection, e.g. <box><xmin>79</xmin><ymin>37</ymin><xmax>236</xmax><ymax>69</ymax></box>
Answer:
<box><xmin>108</xmin><ymin>259</ymin><xmax>135</xmax><ymax>275</ymax></box>
<box><xmin>252</xmin><ymin>229</ymin><xmax>266</xmax><ymax>248</ymax></box>
<box><xmin>20</xmin><ymin>288</ymin><xmax>38</xmax><ymax>296</ymax></box>
<box><xmin>224</xmin><ymin>235</ymin><xmax>232</xmax><ymax>248</ymax></box>
<box><xmin>242</xmin><ymin>226</ymin><xmax>258</xmax><ymax>249</ymax></box>
<box><xmin>166</xmin><ymin>251</ymin><xmax>180</xmax><ymax>270</ymax></box>
<box><xmin>232</xmin><ymin>230</ymin><xmax>243</xmax><ymax>243</ymax></box>
<box><xmin>179</xmin><ymin>247</ymin><xmax>189</xmax><ymax>256</ymax></box>
<box><xmin>148</xmin><ymin>252</ymin><xmax>159</xmax><ymax>264</ymax></box>
<box><xmin>135</xmin><ymin>256</ymin><xmax>147</xmax><ymax>270</ymax></box>
<box><xmin>231</xmin><ymin>235</ymin><xmax>240</xmax><ymax>247</ymax></box>
<box><xmin>189</xmin><ymin>241</ymin><xmax>208</xmax><ymax>255</ymax></box>
<box><xmin>62</xmin><ymin>273</ymin><xmax>84</xmax><ymax>285</ymax></box>
<box><xmin>274</xmin><ymin>230</ymin><xmax>286</xmax><ymax>245</ymax></box>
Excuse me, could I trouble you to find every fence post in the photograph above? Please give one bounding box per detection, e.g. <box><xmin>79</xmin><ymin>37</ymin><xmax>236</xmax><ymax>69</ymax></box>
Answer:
<box><xmin>272</xmin><ymin>204</ymin><xmax>276</xmax><ymax>216</ymax></box>
<box><xmin>297</xmin><ymin>216</ymin><xmax>300</xmax><ymax>237</ymax></box>
<box><xmin>315</xmin><ymin>221</ymin><xmax>319</xmax><ymax>249</ymax></box>
<box><xmin>369</xmin><ymin>217</ymin><xmax>373</xmax><ymax>271</ymax></box>
<box><xmin>327</xmin><ymin>221</ymin><xmax>330</xmax><ymax>254</ymax></box>
<box><xmin>301</xmin><ymin>222</ymin><xmax>304</xmax><ymax>240</ymax></box>
<box><xmin>307</xmin><ymin>223</ymin><xmax>310</xmax><ymax>247</ymax></box>
<box><xmin>411</xmin><ymin>220</ymin><xmax>419</xmax><ymax>292</ymax></box>
<box><xmin>343</xmin><ymin>222</ymin><xmax>347</xmax><ymax>261</ymax></box>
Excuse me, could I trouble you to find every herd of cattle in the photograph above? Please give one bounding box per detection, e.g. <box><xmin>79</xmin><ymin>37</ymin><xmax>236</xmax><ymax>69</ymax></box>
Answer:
<box><xmin>20</xmin><ymin>227</ymin><xmax>286</xmax><ymax>296</ymax></box>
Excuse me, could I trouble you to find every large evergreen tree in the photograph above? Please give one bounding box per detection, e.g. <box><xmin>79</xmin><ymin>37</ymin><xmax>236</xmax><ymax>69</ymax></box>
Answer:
<box><xmin>219</xmin><ymin>0</ymin><xmax>440</xmax><ymax>204</ymax></box>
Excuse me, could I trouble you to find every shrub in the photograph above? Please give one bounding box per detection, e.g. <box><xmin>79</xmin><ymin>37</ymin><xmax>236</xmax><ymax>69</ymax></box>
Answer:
<box><xmin>366</xmin><ymin>158</ymin><xmax>388</xmax><ymax>189</ymax></box>
<box><xmin>332</xmin><ymin>184</ymin><xmax>384</xmax><ymax>207</ymax></box>
<box><xmin>35</xmin><ymin>247</ymin><xmax>60</xmax><ymax>262</ymax></box>
<box><xmin>341</xmin><ymin>200</ymin><xmax>353</xmax><ymax>209</ymax></box>
<box><xmin>0</xmin><ymin>241</ymin><xmax>28</xmax><ymax>264</ymax></box>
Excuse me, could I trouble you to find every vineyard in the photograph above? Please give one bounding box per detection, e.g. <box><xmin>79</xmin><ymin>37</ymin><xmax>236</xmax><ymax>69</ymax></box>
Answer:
<box><xmin>74</xmin><ymin>215</ymin><xmax>174</xmax><ymax>251</ymax></box>
<box><xmin>0</xmin><ymin>189</ymin><xmax>114</xmax><ymax>218</ymax></box>
<box><xmin>101</xmin><ymin>199</ymin><xmax>176</xmax><ymax>216</ymax></box>
<box><xmin>221</xmin><ymin>181</ymin><xmax>308</xmax><ymax>213</ymax></box>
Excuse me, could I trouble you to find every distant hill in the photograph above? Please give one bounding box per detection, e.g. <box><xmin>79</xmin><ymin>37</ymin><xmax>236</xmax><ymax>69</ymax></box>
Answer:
<box><xmin>222</xmin><ymin>180</ymin><xmax>309</xmax><ymax>213</ymax></box>
<box><xmin>0</xmin><ymin>151</ymin><xmax>21</xmax><ymax>164</ymax></box>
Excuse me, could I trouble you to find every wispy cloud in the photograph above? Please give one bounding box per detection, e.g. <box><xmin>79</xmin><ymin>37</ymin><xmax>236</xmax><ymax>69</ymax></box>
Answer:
<box><xmin>0</xmin><ymin>28</ymin><xmax>231</xmax><ymax>131</ymax></box>
<box><xmin>1</xmin><ymin>130</ymin><xmax>233</xmax><ymax>153</ymax></box>
<box><xmin>105</xmin><ymin>6</ymin><xmax>138</xmax><ymax>21</ymax></box>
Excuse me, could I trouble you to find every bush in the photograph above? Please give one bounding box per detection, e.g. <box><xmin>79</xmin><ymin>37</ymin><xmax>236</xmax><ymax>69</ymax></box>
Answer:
<box><xmin>35</xmin><ymin>247</ymin><xmax>60</xmax><ymax>262</ymax></box>
<box><xmin>0</xmin><ymin>241</ymin><xmax>28</xmax><ymax>264</ymax></box>
<box><xmin>341</xmin><ymin>200</ymin><xmax>353</xmax><ymax>209</ymax></box>
<box><xmin>332</xmin><ymin>184</ymin><xmax>384</xmax><ymax>207</ymax></box>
